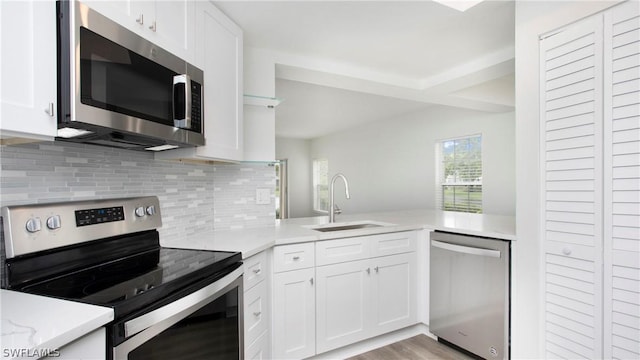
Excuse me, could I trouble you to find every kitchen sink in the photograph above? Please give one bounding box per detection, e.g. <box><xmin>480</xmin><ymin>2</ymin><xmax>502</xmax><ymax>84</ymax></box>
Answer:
<box><xmin>306</xmin><ymin>221</ymin><xmax>393</xmax><ymax>232</ymax></box>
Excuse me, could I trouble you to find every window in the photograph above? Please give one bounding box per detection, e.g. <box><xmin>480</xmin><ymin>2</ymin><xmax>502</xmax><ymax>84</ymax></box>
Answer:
<box><xmin>313</xmin><ymin>159</ymin><xmax>329</xmax><ymax>212</ymax></box>
<box><xmin>436</xmin><ymin>135</ymin><xmax>482</xmax><ymax>213</ymax></box>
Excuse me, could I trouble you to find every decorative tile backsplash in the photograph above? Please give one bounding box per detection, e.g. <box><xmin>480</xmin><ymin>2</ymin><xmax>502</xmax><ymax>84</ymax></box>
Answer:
<box><xmin>0</xmin><ymin>141</ymin><xmax>276</xmax><ymax>242</ymax></box>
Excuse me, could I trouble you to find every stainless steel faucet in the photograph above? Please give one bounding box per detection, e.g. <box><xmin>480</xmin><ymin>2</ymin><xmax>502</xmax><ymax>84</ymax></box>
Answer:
<box><xmin>329</xmin><ymin>173</ymin><xmax>350</xmax><ymax>223</ymax></box>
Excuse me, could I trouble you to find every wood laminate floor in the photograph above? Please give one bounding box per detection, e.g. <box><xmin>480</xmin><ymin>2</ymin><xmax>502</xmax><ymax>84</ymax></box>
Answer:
<box><xmin>347</xmin><ymin>335</ymin><xmax>475</xmax><ymax>360</ymax></box>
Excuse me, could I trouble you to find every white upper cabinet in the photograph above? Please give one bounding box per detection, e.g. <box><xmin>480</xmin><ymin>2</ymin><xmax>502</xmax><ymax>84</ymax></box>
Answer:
<box><xmin>81</xmin><ymin>0</ymin><xmax>195</xmax><ymax>63</ymax></box>
<box><xmin>195</xmin><ymin>0</ymin><xmax>243</xmax><ymax>161</ymax></box>
<box><xmin>0</xmin><ymin>0</ymin><xmax>57</xmax><ymax>141</ymax></box>
<box><xmin>156</xmin><ymin>0</ymin><xmax>244</xmax><ymax>162</ymax></box>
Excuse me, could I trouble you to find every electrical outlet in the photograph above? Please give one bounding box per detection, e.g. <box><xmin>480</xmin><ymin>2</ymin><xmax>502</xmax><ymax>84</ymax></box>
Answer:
<box><xmin>256</xmin><ymin>188</ymin><xmax>271</xmax><ymax>205</ymax></box>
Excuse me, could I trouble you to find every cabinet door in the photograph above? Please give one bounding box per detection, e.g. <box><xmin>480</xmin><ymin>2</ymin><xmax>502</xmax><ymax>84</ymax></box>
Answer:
<box><xmin>50</xmin><ymin>328</ymin><xmax>106</xmax><ymax>359</ymax></box>
<box><xmin>153</xmin><ymin>0</ymin><xmax>195</xmax><ymax>62</ymax></box>
<box><xmin>0</xmin><ymin>0</ymin><xmax>57</xmax><ymax>140</ymax></box>
<box><xmin>80</xmin><ymin>0</ymin><xmax>138</xmax><ymax>30</ymax></box>
<box><xmin>245</xmin><ymin>280</ymin><xmax>269</xmax><ymax>350</ymax></box>
<box><xmin>316</xmin><ymin>259</ymin><xmax>372</xmax><ymax>353</ymax></box>
<box><xmin>194</xmin><ymin>1</ymin><xmax>243</xmax><ymax>161</ymax></box>
<box><xmin>273</xmin><ymin>268</ymin><xmax>315</xmax><ymax>359</ymax></box>
<box><xmin>246</xmin><ymin>331</ymin><xmax>270</xmax><ymax>360</ymax></box>
<box><xmin>370</xmin><ymin>253</ymin><xmax>417</xmax><ymax>335</ymax></box>
<box><xmin>540</xmin><ymin>16</ymin><xmax>604</xmax><ymax>359</ymax></box>
<box><xmin>83</xmin><ymin>0</ymin><xmax>194</xmax><ymax>62</ymax></box>
<box><xmin>603</xmin><ymin>2</ymin><xmax>640</xmax><ymax>359</ymax></box>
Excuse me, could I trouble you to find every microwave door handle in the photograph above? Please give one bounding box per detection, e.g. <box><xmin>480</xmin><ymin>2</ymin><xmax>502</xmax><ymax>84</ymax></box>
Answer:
<box><xmin>172</xmin><ymin>74</ymin><xmax>191</xmax><ymax>129</ymax></box>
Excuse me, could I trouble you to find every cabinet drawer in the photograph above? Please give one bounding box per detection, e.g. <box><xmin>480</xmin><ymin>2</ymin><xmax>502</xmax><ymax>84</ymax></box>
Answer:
<box><xmin>316</xmin><ymin>237</ymin><xmax>371</xmax><ymax>266</ymax></box>
<box><xmin>245</xmin><ymin>280</ymin><xmax>268</xmax><ymax>347</ymax></box>
<box><xmin>273</xmin><ymin>243</ymin><xmax>315</xmax><ymax>272</ymax></box>
<box><xmin>246</xmin><ymin>330</ymin><xmax>270</xmax><ymax>360</ymax></box>
<box><xmin>370</xmin><ymin>231</ymin><xmax>417</xmax><ymax>257</ymax></box>
<box><xmin>244</xmin><ymin>251</ymin><xmax>267</xmax><ymax>291</ymax></box>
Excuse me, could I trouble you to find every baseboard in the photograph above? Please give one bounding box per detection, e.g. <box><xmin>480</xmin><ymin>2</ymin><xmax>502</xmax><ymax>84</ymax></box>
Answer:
<box><xmin>308</xmin><ymin>323</ymin><xmax>433</xmax><ymax>360</ymax></box>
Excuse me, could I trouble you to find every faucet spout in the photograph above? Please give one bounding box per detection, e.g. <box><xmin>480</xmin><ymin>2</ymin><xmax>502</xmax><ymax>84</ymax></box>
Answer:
<box><xmin>329</xmin><ymin>173</ymin><xmax>350</xmax><ymax>223</ymax></box>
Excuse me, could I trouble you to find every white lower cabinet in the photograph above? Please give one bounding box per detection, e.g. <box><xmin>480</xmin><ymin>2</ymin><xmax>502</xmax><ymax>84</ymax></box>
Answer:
<box><xmin>245</xmin><ymin>280</ymin><xmax>269</xmax><ymax>348</ymax></box>
<box><xmin>48</xmin><ymin>328</ymin><xmax>106</xmax><ymax>359</ymax></box>
<box><xmin>243</xmin><ymin>251</ymin><xmax>270</xmax><ymax>359</ymax></box>
<box><xmin>316</xmin><ymin>259</ymin><xmax>370</xmax><ymax>353</ymax></box>
<box><xmin>246</xmin><ymin>331</ymin><xmax>270</xmax><ymax>360</ymax></box>
<box><xmin>316</xmin><ymin>253</ymin><xmax>417</xmax><ymax>354</ymax></box>
<box><xmin>273</xmin><ymin>267</ymin><xmax>316</xmax><ymax>359</ymax></box>
<box><xmin>370</xmin><ymin>252</ymin><xmax>417</xmax><ymax>334</ymax></box>
<box><xmin>273</xmin><ymin>231</ymin><xmax>418</xmax><ymax>359</ymax></box>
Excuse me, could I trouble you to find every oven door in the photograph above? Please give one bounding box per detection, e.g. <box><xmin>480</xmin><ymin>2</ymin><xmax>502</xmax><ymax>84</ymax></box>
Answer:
<box><xmin>113</xmin><ymin>266</ymin><xmax>244</xmax><ymax>360</ymax></box>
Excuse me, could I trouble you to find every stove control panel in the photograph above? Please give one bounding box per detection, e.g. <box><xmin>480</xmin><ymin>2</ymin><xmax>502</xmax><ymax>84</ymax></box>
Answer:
<box><xmin>76</xmin><ymin>206</ymin><xmax>125</xmax><ymax>227</ymax></box>
<box><xmin>1</xmin><ymin>196</ymin><xmax>162</xmax><ymax>258</ymax></box>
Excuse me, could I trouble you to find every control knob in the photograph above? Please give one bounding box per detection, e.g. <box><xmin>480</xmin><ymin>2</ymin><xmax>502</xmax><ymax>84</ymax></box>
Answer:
<box><xmin>25</xmin><ymin>218</ymin><xmax>42</xmax><ymax>233</ymax></box>
<box><xmin>46</xmin><ymin>215</ymin><xmax>62</xmax><ymax>230</ymax></box>
<box><xmin>146</xmin><ymin>205</ymin><xmax>156</xmax><ymax>216</ymax></box>
<box><xmin>135</xmin><ymin>207</ymin><xmax>146</xmax><ymax>217</ymax></box>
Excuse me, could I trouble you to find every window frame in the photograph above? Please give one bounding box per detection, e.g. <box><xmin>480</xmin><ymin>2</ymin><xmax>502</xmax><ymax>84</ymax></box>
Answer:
<box><xmin>312</xmin><ymin>158</ymin><xmax>329</xmax><ymax>213</ymax></box>
<box><xmin>435</xmin><ymin>134</ymin><xmax>483</xmax><ymax>214</ymax></box>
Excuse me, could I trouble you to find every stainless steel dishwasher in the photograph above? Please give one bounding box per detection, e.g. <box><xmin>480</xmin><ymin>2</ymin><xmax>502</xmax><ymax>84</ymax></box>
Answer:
<box><xmin>430</xmin><ymin>231</ymin><xmax>510</xmax><ymax>359</ymax></box>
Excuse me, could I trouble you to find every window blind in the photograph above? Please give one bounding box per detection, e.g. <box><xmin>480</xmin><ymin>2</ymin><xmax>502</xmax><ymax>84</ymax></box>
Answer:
<box><xmin>436</xmin><ymin>135</ymin><xmax>483</xmax><ymax>213</ymax></box>
<box><xmin>313</xmin><ymin>159</ymin><xmax>329</xmax><ymax>212</ymax></box>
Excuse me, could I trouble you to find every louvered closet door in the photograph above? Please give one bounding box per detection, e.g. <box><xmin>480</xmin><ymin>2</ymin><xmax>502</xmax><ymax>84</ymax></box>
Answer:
<box><xmin>604</xmin><ymin>2</ymin><xmax>640</xmax><ymax>359</ymax></box>
<box><xmin>540</xmin><ymin>16</ymin><xmax>604</xmax><ymax>359</ymax></box>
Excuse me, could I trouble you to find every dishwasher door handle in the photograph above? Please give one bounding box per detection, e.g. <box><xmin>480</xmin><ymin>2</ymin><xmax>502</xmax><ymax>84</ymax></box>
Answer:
<box><xmin>431</xmin><ymin>240</ymin><xmax>501</xmax><ymax>258</ymax></box>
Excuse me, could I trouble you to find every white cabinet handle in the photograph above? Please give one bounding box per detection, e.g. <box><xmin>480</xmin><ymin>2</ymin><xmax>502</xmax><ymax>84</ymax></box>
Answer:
<box><xmin>366</xmin><ymin>268</ymin><xmax>370</xmax><ymax>274</ymax></box>
<box><xmin>309</xmin><ymin>278</ymin><xmax>314</xmax><ymax>285</ymax></box>
<box><xmin>253</xmin><ymin>311</ymin><xmax>261</xmax><ymax>317</ymax></box>
<box><xmin>252</xmin><ymin>268</ymin><xmax>261</xmax><ymax>274</ymax></box>
<box><xmin>45</xmin><ymin>103</ymin><xmax>54</xmax><ymax>117</ymax></box>
<box><xmin>136</xmin><ymin>14</ymin><xmax>144</xmax><ymax>25</ymax></box>
<box><xmin>292</xmin><ymin>256</ymin><xmax>300</xmax><ymax>261</ymax></box>
<box><xmin>562</xmin><ymin>247</ymin><xmax>572</xmax><ymax>256</ymax></box>
<box><xmin>374</xmin><ymin>266</ymin><xmax>379</xmax><ymax>273</ymax></box>
<box><xmin>149</xmin><ymin>21</ymin><xmax>157</xmax><ymax>32</ymax></box>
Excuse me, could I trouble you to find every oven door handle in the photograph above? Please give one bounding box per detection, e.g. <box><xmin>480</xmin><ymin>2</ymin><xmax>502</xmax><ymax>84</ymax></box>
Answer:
<box><xmin>124</xmin><ymin>265</ymin><xmax>243</xmax><ymax>337</ymax></box>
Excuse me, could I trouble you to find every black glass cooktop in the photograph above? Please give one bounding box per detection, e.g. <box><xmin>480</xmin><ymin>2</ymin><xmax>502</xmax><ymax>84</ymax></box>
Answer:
<box><xmin>19</xmin><ymin>246</ymin><xmax>241</xmax><ymax>319</ymax></box>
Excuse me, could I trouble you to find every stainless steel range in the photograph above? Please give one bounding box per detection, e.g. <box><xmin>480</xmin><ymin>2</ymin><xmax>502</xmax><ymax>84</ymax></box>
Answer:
<box><xmin>1</xmin><ymin>197</ymin><xmax>243</xmax><ymax>359</ymax></box>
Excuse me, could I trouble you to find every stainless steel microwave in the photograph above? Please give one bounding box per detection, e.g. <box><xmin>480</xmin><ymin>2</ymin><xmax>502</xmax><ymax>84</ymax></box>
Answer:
<box><xmin>56</xmin><ymin>1</ymin><xmax>204</xmax><ymax>151</ymax></box>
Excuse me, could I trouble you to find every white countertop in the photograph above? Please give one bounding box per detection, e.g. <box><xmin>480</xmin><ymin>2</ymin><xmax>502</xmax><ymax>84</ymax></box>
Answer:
<box><xmin>162</xmin><ymin>209</ymin><xmax>515</xmax><ymax>259</ymax></box>
<box><xmin>1</xmin><ymin>290</ymin><xmax>113</xmax><ymax>359</ymax></box>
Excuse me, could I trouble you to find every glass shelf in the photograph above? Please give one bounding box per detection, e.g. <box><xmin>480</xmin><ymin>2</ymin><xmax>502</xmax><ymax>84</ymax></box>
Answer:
<box><xmin>243</xmin><ymin>94</ymin><xmax>283</xmax><ymax>108</ymax></box>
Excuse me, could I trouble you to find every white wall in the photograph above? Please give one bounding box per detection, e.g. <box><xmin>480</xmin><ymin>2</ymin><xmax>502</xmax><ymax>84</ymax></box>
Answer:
<box><xmin>275</xmin><ymin>137</ymin><xmax>315</xmax><ymax>218</ymax></box>
<box><xmin>308</xmin><ymin>106</ymin><xmax>515</xmax><ymax>216</ymax></box>
<box><xmin>513</xmin><ymin>1</ymin><xmax>621</xmax><ymax>358</ymax></box>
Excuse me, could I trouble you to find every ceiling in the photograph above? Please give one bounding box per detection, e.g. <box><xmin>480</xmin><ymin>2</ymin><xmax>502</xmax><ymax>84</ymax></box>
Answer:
<box><xmin>214</xmin><ymin>0</ymin><xmax>516</xmax><ymax>139</ymax></box>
